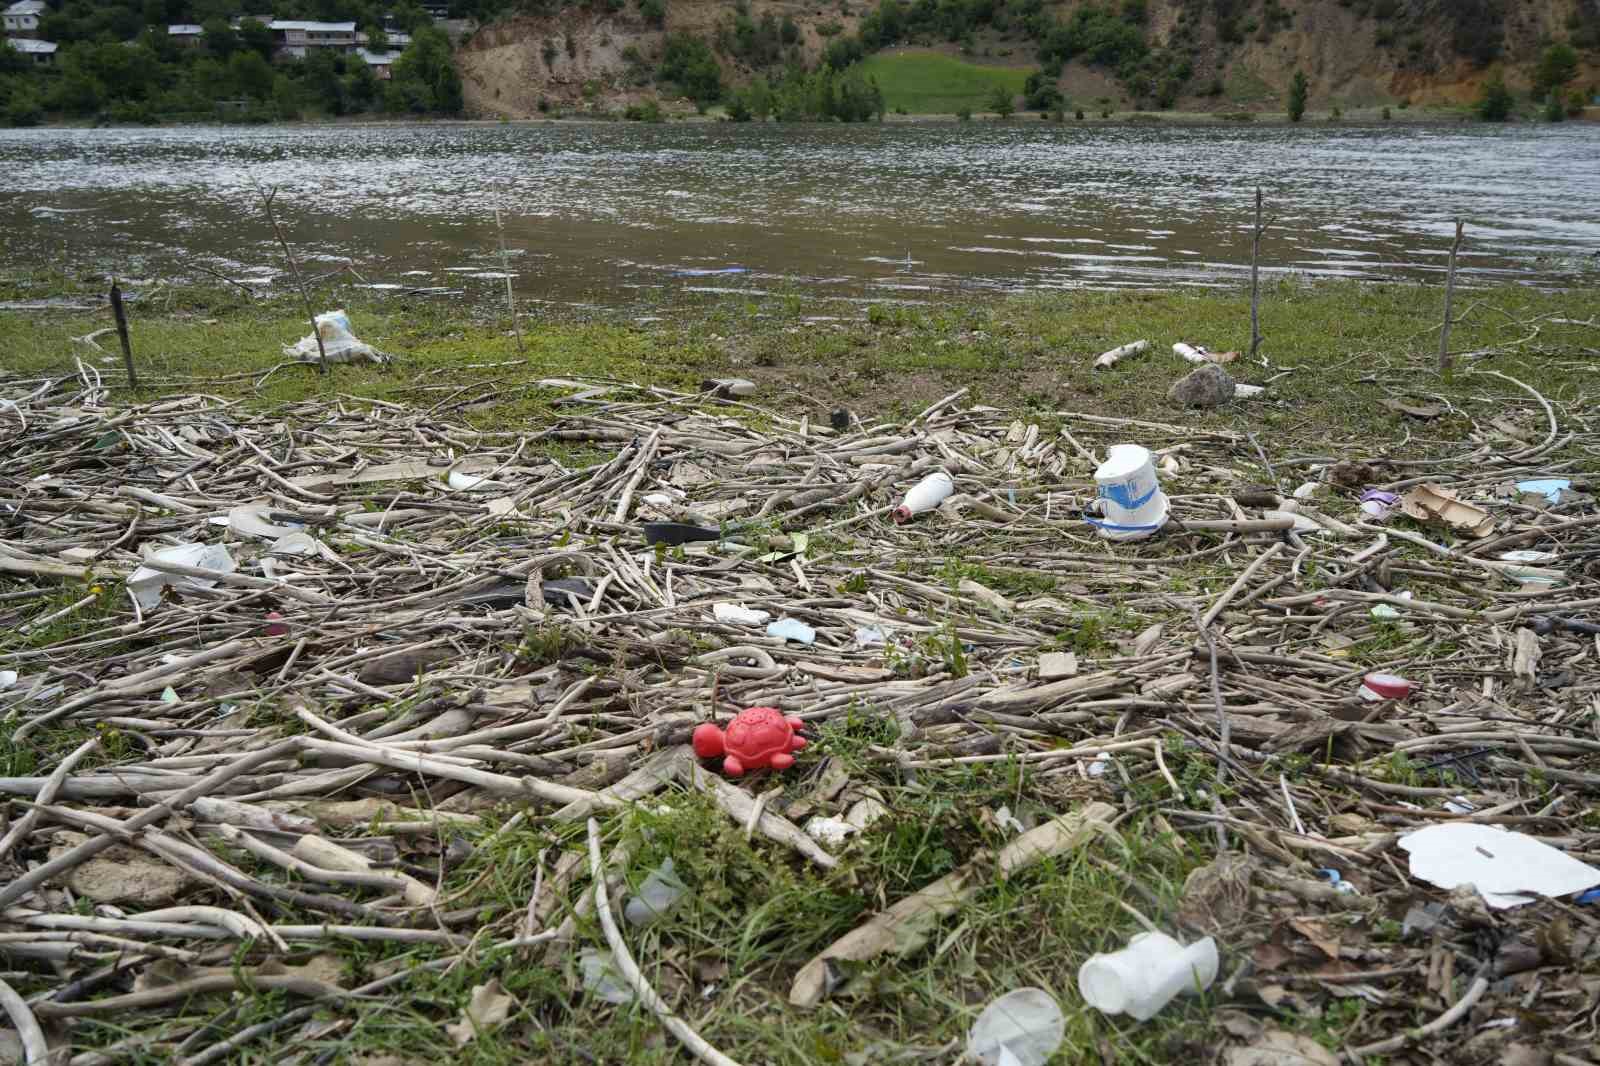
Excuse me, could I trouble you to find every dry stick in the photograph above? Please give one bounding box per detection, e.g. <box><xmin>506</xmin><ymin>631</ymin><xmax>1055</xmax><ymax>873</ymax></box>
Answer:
<box><xmin>495</xmin><ymin>208</ymin><xmax>524</xmax><ymax>353</ymax></box>
<box><xmin>108</xmin><ymin>279</ymin><xmax>138</xmax><ymax>391</ymax></box>
<box><xmin>0</xmin><ymin>737</ymin><xmax>99</xmax><ymax>862</ymax></box>
<box><xmin>1249</xmin><ymin>185</ymin><xmax>1263</xmax><ymax>362</ymax></box>
<box><xmin>258</xmin><ymin>183</ymin><xmax>328</xmax><ymax>374</ymax></box>
<box><xmin>1438</xmin><ymin>218</ymin><xmax>1464</xmax><ymax>373</ymax></box>
<box><xmin>585</xmin><ymin>818</ymin><xmax>743</xmax><ymax>1066</ymax></box>
<box><xmin>1344</xmin><ymin>967</ymin><xmax>1489</xmax><ymax>1061</ymax></box>
<box><xmin>0</xmin><ymin>976</ymin><xmax>49</xmax><ymax>1066</ymax></box>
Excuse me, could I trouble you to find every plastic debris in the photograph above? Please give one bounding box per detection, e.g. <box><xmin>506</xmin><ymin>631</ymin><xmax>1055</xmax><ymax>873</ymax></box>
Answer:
<box><xmin>766</xmin><ymin>617</ymin><xmax>816</xmax><ymax>644</ymax></box>
<box><xmin>1359</xmin><ymin>672</ymin><xmax>1413</xmax><ymax>701</ymax></box>
<box><xmin>893</xmin><ymin>470</ymin><xmax>954</xmax><ymax>524</ymax></box>
<box><xmin>0</xmin><ymin>670</ymin><xmax>15</xmax><ymax>690</ymax></box>
<box><xmin>1316</xmin><ymin>868</ymin><xmax>1357</xmax><ymax>894</ymax></box>
<box><xmin>160</xmin><ymin>686</ymin><xmax>179</xmax><ymax>704</ymax></box>
<box><xmin>967</xmin><ymin>987</ymin><xmax>1065</xmax><ymax>1066</ymax></box>
<box><xmin>642</xmin><ymin>521</ymin><xmax>721</xmax><ymax>546</ymax></box>
<box><xmin>1359</xmin><ymin>489</ymin><xmax>1399</xmax><ymax>521</ymax></box>
<box><xmin>1078</xmin><ymin>931</ymin><xmax>1218</xmax><ymax>1021</ymax></box>
<box><xmin>579</xmin><ymin>949</ymin><xmax>636</xmax><ymax>1004</ymax></box>
<box><xmin>854</xmin><ymin>625</ymin><xmax>888</xmax><ymax>648</ymax></box>
<box><xmin>127</xmin><ymin>543</ymin><xmax>236</xmax><ymax>611</ymax></box>
<box><xmin>227</xmin><ymin>503</ymin><xmax>306</xmax><ymax>541</ymax></box>
<box><xmin>805</xmin><ymin>816</ymin><xmax>855</xmax><ymax>846</ymax></box>
<box><xmin>713</xmin><ymin>602</ymin><xmax>772</xmax><ymax>626</ymax></box>
<box><xmin>1087</xmin><ymin>753</ymin><xmax>1112</xmax><ymax>778</ymax></box>
<box><xmin>1088</xmin><ymin>444</ymin><xmax>1168</xmax><ymax>542</ymax></box>
<box><xmin>283</xmin><ymin>309</ymin><xmax>387</xmax><ymax>364</ymax></box>
<box><xmin>1092</xmin><ymin>339</ymin><xmax>1149</xmax><ymax>370</ymax></box>
<box><xmin>1577</xmin><ymin>888</ymin><xmax>1600</xmax><ymax>906</ymax></box>
<box><xmin>447</xmin><ymin>470</ymin><xmax>507</xmax><ymax>492</ymax></box>
<box><xmin>1399</xmin><ymin>822</ymin><xmax>1600</xmax><ymax>908</ymax></box>
<box><xmin>1516</xmin><ymin>478</ymin><xmax>1571</xmax><ymax>504</ymax></box>
<box><xmin>269</xmin><ymin>531</ymin><xmax>323</xmax><ymax>557</ymax></box>
<box><xmin>264</xmin><ymin>612</ymin><xmax>288</xmax><ymax>638</ymax></box>
<box><xmin>1400</xmin><ymin>484</ymin><xmax>1495</xmax><ymax>538</ymax></box>
<box><xmin>624</xmin><ymin>858</ymin><xmax>689</xmax><ymax>927</ymax></box>
<box><xmin>692</xmin><ymin>706</ymin><xmax>807</xmax><ymax>777</ymax></box>
<box><xmin>701</xmin><ymin>377</ymin><xmax>757</xmax><ymax>398</ymax></box>
<box><xmin>1233</xmin><ymin>383</ymin><xmax>1265</xmax><ymax>398</ymax></box>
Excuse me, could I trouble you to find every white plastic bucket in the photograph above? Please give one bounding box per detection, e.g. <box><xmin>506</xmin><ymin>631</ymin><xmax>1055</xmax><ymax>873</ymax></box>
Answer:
<box><xmin>1088</xmin><ymin>445</ymin><xmax>1168</xmax><ymax>542</ymax></box>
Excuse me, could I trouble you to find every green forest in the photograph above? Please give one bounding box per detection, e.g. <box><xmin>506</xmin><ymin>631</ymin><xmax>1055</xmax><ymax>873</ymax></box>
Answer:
<box><xmin>0</xmin><ymin>0</ymin><xmax>468</xmax><ymax>125</ymax></box>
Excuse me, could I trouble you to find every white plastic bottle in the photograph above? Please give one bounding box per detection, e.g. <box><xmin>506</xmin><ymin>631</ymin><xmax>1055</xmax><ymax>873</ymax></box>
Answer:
<box><xmin>893</xmin><ymin>470</ymin><xmax>954</xmax><ymax>524</ymax></box>
<box><xmin>1077</xmin><ymin>931</ymin><xmax>1218</xmax><ymax>1020</ymax></box>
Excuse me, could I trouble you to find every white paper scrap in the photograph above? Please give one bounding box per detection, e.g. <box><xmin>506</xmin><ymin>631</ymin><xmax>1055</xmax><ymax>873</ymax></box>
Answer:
<box><xmin>1400</xmin><ymin>822</ymin><xmax>1600</xmax><ymax>909</ymax></box>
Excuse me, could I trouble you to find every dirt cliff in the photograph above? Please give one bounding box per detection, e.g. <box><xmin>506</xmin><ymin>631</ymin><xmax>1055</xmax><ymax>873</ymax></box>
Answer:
<box><xmin>457</xmin><ymin>0</ymin><xmax>1599</xmax><ymax>117</ymax></box>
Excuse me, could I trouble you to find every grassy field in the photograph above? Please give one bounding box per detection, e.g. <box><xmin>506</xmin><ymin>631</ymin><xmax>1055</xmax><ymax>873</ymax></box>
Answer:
<box><xmin>4</xmin><ymin>272</ymin><xmax>1600</xmax><ymax>1063</ymax></box>
<box><xmin>857</xmin><ymin>51</ymin><xmax>1030</xmax><ymax>114</ymax></box>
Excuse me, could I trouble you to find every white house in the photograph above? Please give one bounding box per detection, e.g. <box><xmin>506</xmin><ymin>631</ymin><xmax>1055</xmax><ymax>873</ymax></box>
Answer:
<box><xmin>4</xmin><ymin>36</ymin><xmax>55</xmax><ymax>63</ymax></box>
<box><xmin>167</xmin><ymin>23</ymin><xmax>203</xmax><ymax>47</ymax></box>
<box><xmin>355</xmin><ymin>47</ymin><xmax>403</xmax><ymax>80</ymax></box>
<box><xmin>2</xmin><ymin>0</ymin><xmax>47</xmax><ymax>38</ymax></box>
<box><xmin>269</xmin><ymin>20</ymin><xmax>357</xmax><ymax>59</ymax></box>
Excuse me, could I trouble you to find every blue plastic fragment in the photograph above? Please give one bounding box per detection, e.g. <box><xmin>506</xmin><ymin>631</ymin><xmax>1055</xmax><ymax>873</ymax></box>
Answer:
<box><xmin>1517</xmin><ymin>478</ymin><xmax>1571</xmax><ymax>504</ymax></box>
<box><xmin>1577</xmin><ymin>888</ymin><xmax>1600</xmax><ymax>905</ymax></box>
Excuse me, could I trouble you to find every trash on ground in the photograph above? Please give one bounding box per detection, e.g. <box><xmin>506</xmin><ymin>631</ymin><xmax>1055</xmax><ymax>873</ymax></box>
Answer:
<box><xmin>805</xmin><ymin>816</ymin><xmax>855</xmax><ymax>846</ymax></box>
<box><xmin>445</xmin><ymin>979</ymin><xmax>515</xmax><ymax>1046</ymax></box>
<box><xmin>1173</xmin><ymin>342</ymin><xmax>1236</xmax><ymax>365</ymax></box>
<box><xmin>283</xmin><ymin>309</ymin><xmax>388</xmax><ymax>365</ymax></box>
<box><xmin>893</xmin><ymin>470</ymin><xmax>954</xmax><ymax>524</ymax></box>
<box><xmin>1399</xmin><ymin>483</ymin><xmax>1496</xmax><ymax>538</ymax></box>
<box><xmin>1382</xmin><ymin>397</ymin><xmax>1445</xmax><ymax>419</ymax></box>
<box><xmin>766</xmin><ymin>617</ymin><xmax>816</xmax><ymax>644</ymax></box>
<box><xmin>966</xmin><ymin>987</ymin><xmax>1065</xmax><ymax>1066</ymax></box>
<box><xmin>642</xmin><ymin>521</ymin><xmax>722</xmax><ymax>546</ymax></box>
<box><xmin>624</xmin><ymin>858</ymin><xmax>689</xmax><ymax>927</ymax></box>
<box><xmin>1517</xmin><ymin>478</ymin><xmax>1571</xmax><ymax>504</ymax></box>
<box><xmin>1088</xmin><ymin>444</ymin><xmax>1168</xmax><ymax>542</ymax></box>
<box><xmin>1359</xmin><ymin>489</ymin><xmax>1399</xmax><ymax>521</ymax></box>
<box><xmin>579</xmin><ymin>949</ymin><xmax>636</xmax><ymax>1004</ymax></box>
<box><xmin>692</xmin><ymin>707</ymin><xmax>807</xmax><ymax>776</ymax></box>
<box><xmin>0</xmin><ymin>670</ymin><xmax>15</xmax><ymax>690</ymax></box>
<box><xmin>1399</xmin><ymin>822</ymin><xmax>1600</xmax><ymax>908</ymax></box>
<box><xmin>1037</xmin><ymin>651</ymin><xmax>1078</xmax><ymax>680</ymax></box>
<box><xmin>448</xmin><ymin>470</ymin><xmax>507</xmax><ymax>492</ymax></box>
<box><xmin>1092</xmin><ymin>339</ymin><xmax>1149</xmax><ymax>370</ymax></box>
<box><xmin>1077</xmin><ymin>931</ymin><xmax>1218</xmax><ymax>1020</ymax></box>
<box><xmin>228</xmin><ymin>503</ymin><xmax>306</xmax><ymax>541</ymax></box>
<box><xmin>854</xmin><ymin>624</ymin><xmax>887</xmax><ymax>648</ymax></box>
<box><xmin>127</xmin><ymin>542</ymin><xmax>236</xmax><ymax>611</ymax></box>
<box><xmin>1232</xmin><ymin>383</ymin><xmax>1264</xmax><ymax>398</ymax></box>
<box><xmin>1358</xmin><ymin>672</ymin><xmax>1413</xmax><ymax>701</ymax></box>
<box><xmin>713</xmin><ymin>602</ymin><xmax>772</xmax><ymax>626</ymax></box>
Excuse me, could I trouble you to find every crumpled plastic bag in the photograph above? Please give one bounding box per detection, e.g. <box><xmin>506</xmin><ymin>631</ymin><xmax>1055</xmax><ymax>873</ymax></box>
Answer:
<box><xmin>127</xmin><ymin>543</ymin><xmax>235</xmax><ymax>611</ymax></box>
<box><xmin>283</xmin><ymin>310</ymin><xmax>388</xmax><ymax>365</ymax></box>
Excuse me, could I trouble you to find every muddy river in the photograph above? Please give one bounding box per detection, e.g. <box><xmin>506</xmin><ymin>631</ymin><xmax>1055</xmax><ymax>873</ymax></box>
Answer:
<box><xmin>2</xmin><ymin>120</ymin><xmax>1596</xmax><ymax>310</ymax></box>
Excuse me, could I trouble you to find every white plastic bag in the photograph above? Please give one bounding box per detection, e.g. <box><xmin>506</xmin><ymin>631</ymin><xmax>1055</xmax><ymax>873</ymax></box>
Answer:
<box><xmin>968</xmin><ymin>987</ymin><xmax>1065</xmax><ymax>1066</ymax></box>
<box><xmin>127</xmin><ymin>543</ymin><xmax>236</xmax><ymax>611</ymax></box>
<box><xmin>284</xmin><ymin>310</ymin><xmax>387</xmax><ymax>365</ymax></box>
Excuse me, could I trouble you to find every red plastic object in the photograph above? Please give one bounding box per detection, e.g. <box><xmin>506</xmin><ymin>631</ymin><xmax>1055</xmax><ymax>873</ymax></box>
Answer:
<box><xmin>692</xmin><ymin>706</ymin><xmax>807</xmax><ymax>777</ymax></box>
<box><xmin>265</xmin><ymin>611</ymin><xmax>289</xmax><ymax>637</ymax></box>
<box><xmin>1360</xmin><ymin>672</ymin><xmax>1412</xmax><ymax>701</ymax></box>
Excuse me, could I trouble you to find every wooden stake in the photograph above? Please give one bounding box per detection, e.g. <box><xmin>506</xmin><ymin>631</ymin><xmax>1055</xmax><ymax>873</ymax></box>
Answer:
<box><xmin>257</xmin><ymin>183</ymin><xmax>327</xmax><ymax>375</ymax></box>
<box><xmin>495</xmin><ymin>208</ymin><xmax>524</xmax><ymax>353</ymax></box>
<box><xmin>1438</xmin><ymin>218</ymin><xmax>1464</xmax><ymax>373</ymax></box>
<box><xmin>109</xmin><ymin>279</ymin><xmax>137</xmax><ymax>391</ymax></box>
<box><xmin>1249</xmin><ymin>186</ymin><xmax>1264</xmax><ymax>362</ymax></box>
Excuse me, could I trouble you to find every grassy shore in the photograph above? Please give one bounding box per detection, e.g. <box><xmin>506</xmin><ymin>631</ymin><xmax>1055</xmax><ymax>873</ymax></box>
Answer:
<box><xmin>3</xmin><ymin>273</ymin><xmax>1599</xmax><ymax>1063</ymax></box>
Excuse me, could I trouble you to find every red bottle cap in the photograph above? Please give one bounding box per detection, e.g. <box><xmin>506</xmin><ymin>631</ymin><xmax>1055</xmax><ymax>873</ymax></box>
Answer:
<box><xmin>1361</xmin><ymin>672</ymin><xmax>1412</xmax><ymax>700</ymax></box>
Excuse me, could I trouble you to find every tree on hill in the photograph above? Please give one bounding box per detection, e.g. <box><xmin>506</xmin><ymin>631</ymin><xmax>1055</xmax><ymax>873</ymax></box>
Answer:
<box><xmin>1475</xmin><ymin>69</ymin><xmax>1514</xmax><ymax>121</ymax></box>
<box><xmin>989</xmin><ymin>84</ymin><xmax>1014</xmax><ymax>118</ymax></box>
<box><xmin>1287</xmin><ymin>69</ymin><xmax>1308</xmax><ymax>121</ymax></box>
<box><xmin>1533</xmin><ymin>43</ymin><xmax>1578</xmax><ymax>101</ymax></box>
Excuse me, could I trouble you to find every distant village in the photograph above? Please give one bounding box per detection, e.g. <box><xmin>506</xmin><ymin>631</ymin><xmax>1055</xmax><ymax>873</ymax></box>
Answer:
<box><xmin>3</xmin><ymin>0</ymin><xmax>453</xmax><ymax>79</ymax></box>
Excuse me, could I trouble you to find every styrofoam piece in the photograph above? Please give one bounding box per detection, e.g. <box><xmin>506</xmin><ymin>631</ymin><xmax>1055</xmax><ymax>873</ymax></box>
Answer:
<box><xmin>127</xmin><ymin>543</ymin><xmax>236</xmax><ymax>611</ymax></box>
<box><xmin>713</xmin><ymin>602</ymin><xmax>771</xmax><ymax>626</ymax></box>
<box><xmin>1399</xmin><ymin>822</ymin><xmax>1600</xmax><ymax>908</ymax></box>
<box><xmin>1077</xmin><ymin>932</ymin><xmax>1218</xmax><ymax>1020</ymax></box>
<box><xmin>228</xmin><ymin>503</ymin><xmax>303</xmax><ymax>542</ymax></box>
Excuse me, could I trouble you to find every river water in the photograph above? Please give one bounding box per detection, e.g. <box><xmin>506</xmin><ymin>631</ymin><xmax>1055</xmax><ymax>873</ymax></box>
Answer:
<box><xmin>2</xmin><ymin>121</ymin><xmax>1597</xmax><ymax>310</ymax></box>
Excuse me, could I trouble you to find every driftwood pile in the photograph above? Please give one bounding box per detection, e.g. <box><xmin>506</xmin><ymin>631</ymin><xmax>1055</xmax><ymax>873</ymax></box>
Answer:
<box><xmin>1</xmin><ymin>367</ymin><xmax>1598</xmax><ymax>1064</ymax></box>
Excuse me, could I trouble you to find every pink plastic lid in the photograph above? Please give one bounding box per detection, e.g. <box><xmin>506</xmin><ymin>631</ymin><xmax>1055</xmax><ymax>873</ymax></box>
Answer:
<box><xmin>1361</xmin><ymin>672</ymin><xmax>1412</xmax><ymax>700</ymax></box>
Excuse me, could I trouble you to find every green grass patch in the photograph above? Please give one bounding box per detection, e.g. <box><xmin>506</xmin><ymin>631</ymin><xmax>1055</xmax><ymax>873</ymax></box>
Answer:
<box><xmin>857</xmin><ymin>51</ymin><xmax>1028</xmax><ymax>114</ymax></box>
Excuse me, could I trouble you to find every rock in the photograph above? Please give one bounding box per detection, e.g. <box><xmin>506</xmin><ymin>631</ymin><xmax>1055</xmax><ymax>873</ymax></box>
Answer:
<box><xmin>49</xmin><ymin>836</ymin><xmax>194</xmax><ymax>905</ymax></box>
<box><xmin>1167</xmin><ymin>364</ymin><xmax>1236</xmax><ymax>407</ymax></box>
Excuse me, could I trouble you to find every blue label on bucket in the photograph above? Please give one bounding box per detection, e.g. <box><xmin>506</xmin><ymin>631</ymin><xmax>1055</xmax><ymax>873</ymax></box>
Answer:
<box><xmin>1100</xmin><ymin>478</ymin><xmax>1158</xmax><ymax>512</ymax></box>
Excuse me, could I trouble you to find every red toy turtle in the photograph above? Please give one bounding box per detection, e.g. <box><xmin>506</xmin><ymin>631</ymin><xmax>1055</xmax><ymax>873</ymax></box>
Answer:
<box><xmin>692</xmin><ymin>707</ymin><xmax>807</xmax><ymax>777</ymax></box>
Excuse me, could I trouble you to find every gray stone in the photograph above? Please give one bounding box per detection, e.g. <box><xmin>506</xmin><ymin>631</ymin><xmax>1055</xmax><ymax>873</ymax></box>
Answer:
<box><xmin>1167</xmin><ymin>364</ymin><xmax>1236</xmax><ymax>407</ymax></box>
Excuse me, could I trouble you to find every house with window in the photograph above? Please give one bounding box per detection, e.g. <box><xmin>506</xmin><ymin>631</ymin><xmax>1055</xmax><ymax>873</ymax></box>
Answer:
<box><xmin>2</xmin><ymin>0</ymin><xmax>47</xmax><ymax>39</ymax></box>
<box><xmin>269</xmin><ymin>20</ymin><xmax>358</xmax><ymax>60</ymax></box>
<box><xmin>356</xmin><ymin>48</ymin><xmax>403</xmax><ymax>80</ymax></box>
<box><xmin>168</xmin><ymin>24</ymin><xmax>204</xmax><ymax>47</ymax></box>
<box><xmin>4</xmin><ymin>36</ymin><xmax>55</xmax><ymax>64</ymax></box>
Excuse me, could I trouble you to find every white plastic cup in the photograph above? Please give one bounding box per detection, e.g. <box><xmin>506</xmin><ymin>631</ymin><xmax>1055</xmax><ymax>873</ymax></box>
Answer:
<box><xmin>1077</xmin><ymin>932</ymin><xmax>1218</xmax><ymax>1020</ymax></box>
<box><xmin>893</xmin><ymin>470</ymin><xmax>954</xmax><ymax>524</ymax></box>
<box><xmin>1089</xmin><ymin>445</ymin><xmax>1168</xmax><ymax>542</ymax></box>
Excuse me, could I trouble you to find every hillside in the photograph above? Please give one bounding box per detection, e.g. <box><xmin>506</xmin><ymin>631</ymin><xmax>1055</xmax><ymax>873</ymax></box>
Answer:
<box><xmin>457</xmin><ymin>0</ymin><xmax>1600</xmax><ymax>117</ymax></box>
